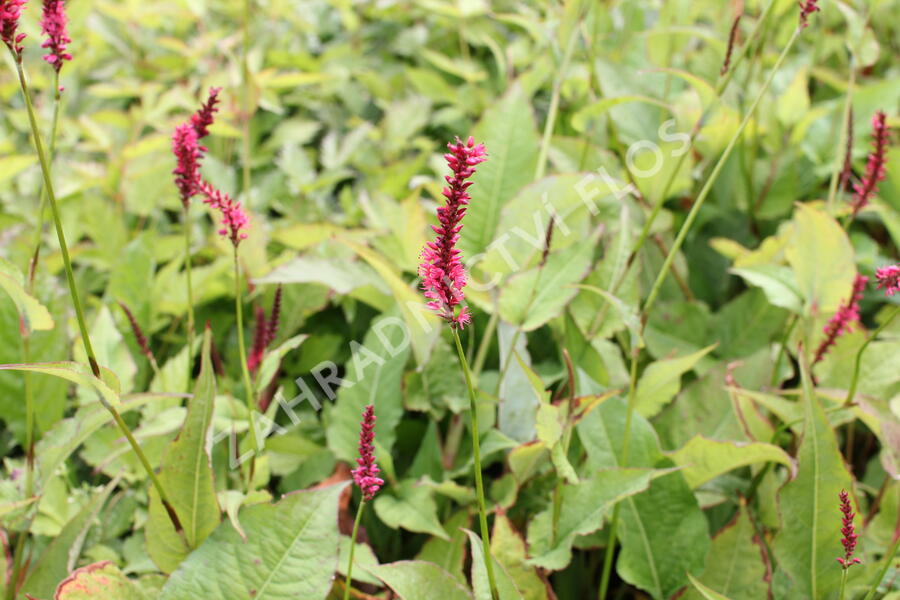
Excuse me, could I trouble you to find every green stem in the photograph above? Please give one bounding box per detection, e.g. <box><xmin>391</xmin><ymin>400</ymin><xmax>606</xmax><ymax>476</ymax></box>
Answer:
<box><xmin>472</xmin><ymin>308</ymin><xmax>499</xmax><ymax>377</ymax></box>
<box><xmin>863</xmin><ymin>532</ymin><xmax>900</xmax><ymax>600</ymax></box>
<box><xmin>534</xmin><ymin>21</ymin><xmax>579</xmax><ymax>181</ymax></box>
<box><xmin>845</xmin><ymin>305</ymin><xmax>900</xmax><ymax>405</ymax></box>
<box><xmin>343</xmin><ymin>500</ymin><xmax>366</xmax><ymax>600</ymax></box>
<box><xmin>839</xmin><ymin>568</ymin><xmax>849</xmax><ymax>600</ymax></box>
<box><xmin>827</xmin><ymin>65</ymin><xmax>855</xmax><ymax>211</ymax></box>
<box><xmin>770</xmin><ymin>315</ymin><xmax>798</xmax><ymax>388</ymax></box>
<box><xmin>453</xmin><ymin>329</ymin><xmax>499</xmax><ymax>600</ymax></box>
<box><xmin>642</xmin><ymin>27</ymin><xmax>802</xmax><ymax>321</ymax></box>
<box><xmin>183</xmin><ymin>203</ymin><xmax>195</xmax><ymax>379</ymax></box>
<box><xmin>241</xmin><ymin>0</ymin><xmax>252</xmax><ymax>202</ymax></box>
<box><xmin>234</xmin><ymin>246</ymin><xmax>259</xmax><ymax>487</ymax></box>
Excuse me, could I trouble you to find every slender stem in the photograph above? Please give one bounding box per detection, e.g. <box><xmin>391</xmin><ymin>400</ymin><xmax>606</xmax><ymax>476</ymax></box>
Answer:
<box><xmin>233</xmin><ymin>246</ymin><xmax>259</xmax><ymax>486</ymax></box>
<box><xmin>342</xmin><ymin>500</ymin><xmax>366</xmax><ymax>600</ymax></box>
<box><xmin>534</xmin><ymin>21</ymin><xmax>579</xmax><ymax>181</ymax></box>
<box><xmin>241</xmin><ymin>0</ymin><xmax>252</xmax><ymax>202</ymax></box>
<box><xmin>182</xmin><ymin>203</ymin><xmax>195</xmax><ymax>380</ymax></box>
<box><xmin>472</xmin><ymin>308</ymin><xmax>498</xmax><ymax>377</ymax></box>
<box><xmin>864</xmin><ymin>532</ymin><xmax>900</xmax><ymax>600</ymax></box>
<box><xmin>827</xmin><ymin>66</ymin><xmax>855</xmax><ymax>211</ymax></box>
<box><xmin>642</xmin><ymin>28</ymin><xmax>802</xmax><ymax>321</ymax></box>
<box><xmin>770</xmin><ymin>315</ymin><xmax>798</xmax><ymax>388</ymax></box>
<box><xmin>845</xmin><ymin>305</ymin><xmax>900</xmax><ymax>405</ymax></box>
<box><xmin>453</xmin><ymin>329</ymin><xmax>499</xmax><ymax>600</ymax></box>
<box><xmin>839</xmin><ymin>568</ymin><xmax>849</xmax><ymax>600</ymax></box>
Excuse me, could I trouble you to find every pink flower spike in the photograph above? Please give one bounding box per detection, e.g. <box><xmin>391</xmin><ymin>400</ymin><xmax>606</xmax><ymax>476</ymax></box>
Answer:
<box><xmin>418</xmin><ymin>136</ymin><xmax>487</xmax><ymax>329</ymax></box>
<box><xmin>837</xmin><ymin>490</ymin><xmax>861</xmax><ymax>569</ymax></box>
<box><xmin>40</xmin><ymin>0</ymin><xmax>72</xmax><ymax>72</ymax></box>
<box><xmin>172</xmin><ymin>124</ymin><xmax>202</xmax><ymax>207</ymax></box>
<box><xmin>198</xmin><ymin>180</ymin><xmax>249</xmax><ymax>247</ymax></box>
<box><xmin>351</xmin><ymin>405</ymin><xmax>383</xmax><ymax>502</ymax></box>
<box><xmin>876</xmin><ymin>265</ymin><xmax>900</xmax><ymax>297</ymax></box>
<box><xmin>851</xmin><ymin>111</ymin><xmax>890</xmax><ymax>217</ymax></box>
<box><xmin>191</xmin><ymin>87</ymin><xmax>222</xmax><ymax>140</ymax></box>
<box><xmin>799</xmin><ymin>0</ymin><xmax>820</xmax><ymax>28</ymax></box>
<box><xmin>813</xmin><ymin>275</ymin><xmax>867</xmax><ymax>364</ymax></box>
<box><xmin>0</xmin><ymin>0</ymin><xmax>27</xmax><ymax>57</ymax></box>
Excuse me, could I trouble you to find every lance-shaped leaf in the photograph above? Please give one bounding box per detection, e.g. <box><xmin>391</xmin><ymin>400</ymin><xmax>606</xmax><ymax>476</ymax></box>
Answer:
<box><xmin>667</xmin><ymin>436</ymin><xmax>794</xmax><ymax>489</ymax></box>
<box><xmin>465</xmin><ymin>529</ymin><xmax>524</xmax><ymax>600</ymax></box>
<box><xmin>160</xmin><ymin>483</ymin><xmax>346</xmax><ymax>600</ymax></box>
<box><xmin>367</xmin><ymin>560</ymin><xmax>474</xmax><ymax>600</ymax></box>
<box><xmin>147</xmin><ymin>328</ymin><xmax>220</xmax><ymax>572</ymax></box>
<box><xmin>0</xmin><ymin>258</ymin><xmax>53</xmax><ymax>332</ymax></box>
<box><xmin>634</xmin><ymin>345</ymin><xmax>716</xmax><ymax>418</ymax></box>
<box><xmin>0</xmin><ymin>361</ymin><xmax>120</xmax><ymax>407</ymax></box>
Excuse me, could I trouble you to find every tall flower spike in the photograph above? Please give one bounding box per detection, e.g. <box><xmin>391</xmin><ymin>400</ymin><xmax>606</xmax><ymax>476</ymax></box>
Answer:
<box><xmin>419</xmin><ymin>136</ymin><xmax>487</xmax><ymax>329</ymax></box>
<box><xmin>266</xmin><ymin>285</ymin><xmax>282</xmax><ymax>347</ymax></box>
<box><xmin>799</xmin><ymin>0</ymin><xmax>820</xmax><ymax>28</ymax></box>
<box><xmin>876</xmin><ymin>264</ymin><xmax>900</xmax><ymax>297</ymax></box>
<box><xmin>191</xmin><ymin>87</ymin><xmax>221</xmax><ymax>139</ymax></box>
<box><xmin>837</xmin><ymin>490</ymin><xmax>861</xmax><ymax>569</ymax></box>
<box><xmin>351</xmin><ymin>405</ymin><xmax>383</xmax><ymax>502</ymax></box>
<box><xmin>247</xmin><ymin>305</ymin><xmax>267</xmax><ymax>373</ymax></box>
<box><xmin>0</xmin><ymin>0</ymin><xmax>27</xmax><ymax>57</ymax></box>
<box><xmin>172</xmin><ymin>124</ymin><xmax>202</xmax><ymax>206</ymax></box>
<box><xmin>851</xmin><ymin>111</ymin><xmax>889</xmax><ymax>217</ymax></box>
<box><xmin>40</xmin><ymin>0</ymin><xmax>72</xmax><ymax>72</ymax></box>
<box><xmin>813</xmin><ymin>274</ymin><xmax>867</xmax><ymax>364</ymax></box>
<box><xmin>198</xmin><ymin>180</ymin><xmax>249</xmax><ymax>247</ymax></box>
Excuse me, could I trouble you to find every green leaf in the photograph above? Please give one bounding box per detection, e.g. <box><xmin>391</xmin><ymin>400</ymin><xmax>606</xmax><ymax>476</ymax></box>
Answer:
<box><xmin>416</xmin><ymin>510</ymin><xmax>470</xmax><ymax>582</ymax></box>
<box><xmin>683</xmin><ymin>506</ymin><xmax>769</xmax><ymax>600</ymax></box>
<box><xmin>0</xmin><ymin>361</ymin><xmax>120</xmax><ymax>407</ymax></box>
<box><xmin>326</xmin><ymin>315</ymin><xmax>411</xmax><ymax>463</ymax></box>
<box><xmin>771</xmin><ymin>356</ymin><xmax>853</xmax><ymax>598</ymax></box>
<box><xmin>785</xmin><ymin>203</ymin><xmax>855</xmax><ymax>314</ymax></box>
<box><xmin>459</xmin><ymin>84</ymin><xmax>540</xmax><ymax>260</ymax></box>
<box><xmin>634</xmin><ymin>345</ymin><xmax>716</xmax><ymax>418</ymax></box>
<box><xmin>498</xmin><ymin>237</ymin><xmax>596</xmax><ymax>331</ymax></box>
<box><xmin>367</xmin><ymin>561</ymin><xmax>474</xmax><ymax>600</ymax></box>
<box><xmin>490</xmin><ymin>514</ymin><xmax>549</xmax><ymax>600</ymax></box>
<box><xmin>255</xmin><ymin>333</ymin><xmax>307</xmax><ymax>393</ymax></box>
<box><xmin>730</xmin><ymin>265</ymin><xmax>803</xmax><ymax>313</ymax></box>
<box><xmin>687</xmin><ymin>574</ymin><xmax>734</xmax><ymax>600</ymax></box>
<box><xmin>667</xmin><ymin>436</ymin><xmax>794</xmax><ymax>489</ymax></box>
<box><xmin>373</xmin><ymin>480</ymin><xmax>449</xmax><ymax>540</ymax></box>
<box><xmin>464</xmin><ymin>528</ymin><xmax>524</xmax><ymax>600</ymax></box>
<box><xmin>147</xmin><ymin>328</ymin><xmax>220</xmax><ymax>572</ymax></box>
<box><xmin>55</xmin><ymin>561</ymin><xmax>149</xmax><ymax>600</ymax></box>
<box><xmin>0</xmin><ymin>258</ymin><xmax>54</xmax><ymax>332</ymax></box>
<box><xmin>160</xmin><ymin>483</ymin><xmax>346</xmax><ymax>600</ymax></box>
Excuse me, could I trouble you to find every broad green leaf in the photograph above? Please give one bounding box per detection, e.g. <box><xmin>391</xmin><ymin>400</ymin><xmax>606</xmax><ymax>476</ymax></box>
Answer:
<box><xmin>730</xmin><ymin>265</ymin><xmax>803</xmax><ymax>313</ymax></box>
<box><xmin>160</xmin><ymin>483</ymin><xmax>346</xmax><ymax>600</ymax></box>
<box><xmin>687</xmin><ymin>574</ymin><xmax>734</xmax><ymax>600</ymax></box>
<box><xmin>367</xmin><ymin>561</ymin><xmax>474</xmax><ymax>600</ymax></box>
<box><xmin>21</xmin><ymin>479</ymin><xmax>118</xmax><ymax>599</ymax></box>
<box><xmin>373</xmin><ymin>480</ymin><xmax>449</xmax><ymax>540</ymax></box>
<box><xmin>459</xmin><ymin>84</ymin><xmax>539</xmax><ymax>260</ymax></box>
<box><xmin>254</xmin><ymin>256</ymin><xmax>380</xmax><ymax>295</ymax></box>
<box><xmin>55</xmin><ymin>561</ymin><xmax>149</xmax><ymax>600</ymax></box>
<box><xmin>571</xmin><ymin>96</ymin><xmax>671</xmax><ymax>132</ymax></box>
<box><xmin>0</xmin><ymin>154</ymin><xmax>36</xmax><ymax>184</ymax></box>
<box><xmin>464</xmin><ymin>529</ymin><xmax>524</xmax><ymax>600</ymax></box>
<box><xmin>0</xmin><ymin>258</ymin><xmax>53</xmax><ymax>332</ymax></box>
<box><xmin>784</xmin><ymin>204</ymin><xmax>855</xmax><ymax>314</ymax></box>
<box><xmin>255</xmin><ymin>333</ymin><xmax>307</xmax><ymax>393</ymax></box>
<box><xmin>667</xmin><ymin>436</ymin><xmax>794</xmax><ymax>489</ymax></box>
<box><xmin>416</xmin><ymin>510</ymin><xmax>470</xmax><ymax>582</ymax></box>
<box><xmin>634</xmin><ymin>345</ymin><xmax>716</xmax><ymax>418</ymax></box>
<box><xmin>147</xmin><ymin>328</ymin><xmax>220</xmax><ymax>572</ymax></box>
<box><xmin>491</xmin><ymin>514</ymin><xmax>549</xmax><ymax>600</ymax></box>
<box><xmin>771</xmin><ymin>357</ymin><xmax>853</xmax><ymax>598</ymax></box>
<box><xmin>683</xmin><ymin>506</ymin><xmax>769</xmax><ymax>600</ymax></box>
<box><xmin>498</xmin><ymin>237</ymin><xmax>595</xmax><ymax>331</ymax></box>
<box><xmin>527</xmin><ymin>468</ymin><xmax>656</xmax><ymax>570</ymax></box>
<box><xmin>0</xmin><ymin>361</ymin><xmax>120</xmax><ymax>407</ymax></box>
<box><xmin>326</xmin><ymin>315</ymin><xmax>411</xmax><ymax>463</ymax></box>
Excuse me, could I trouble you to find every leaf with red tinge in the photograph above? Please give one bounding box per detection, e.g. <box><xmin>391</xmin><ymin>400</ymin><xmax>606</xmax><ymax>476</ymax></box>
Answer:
<box><xmin>54</xmin><ymin>561</ymin><xmax>148</xmax><ymax>600</ymax></box>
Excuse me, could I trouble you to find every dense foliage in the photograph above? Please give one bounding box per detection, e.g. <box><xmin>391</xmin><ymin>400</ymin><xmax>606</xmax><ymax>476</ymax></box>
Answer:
<box><xmin>0</xmin><ymin>0</ymin><xmax>899</xmax><ymax>598</ymax></box>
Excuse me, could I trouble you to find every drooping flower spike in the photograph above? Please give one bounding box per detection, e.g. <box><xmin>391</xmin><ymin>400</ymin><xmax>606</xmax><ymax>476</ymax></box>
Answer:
<box><xmin>198</xmin><ymin>180</ymin><xmax>249</xmax><ymax>247</ymax></box>
<box><xmin>837</xmin><ymin>490</ymin><xmax>861</xmax><ymax>569</ymax></box>
<box><xmin>851</xmin><ymin>111</ymin><xmax>889</xmax><ymax>217</ymax></box>
<box><xmin>40</xmin><ymin>0</ymin><xmax>72</xmax><ymax>72</ymax></box>
<box><xmin>419</xmin><ymin>136</ymin><xmax>487</xmax><ymax>329</ymax></box>
<box><xmin>813</xmin><ymin>275</ymin><xmax>867</xmax><ymax>364</ymax></box>
<box><xmin>0</xmin><ymin>0</ymin><xmax>27</xmax><ymax>57</ymax></box>
<box><xmin>351</xmin><ymin>405</ymin><xmax>383</xmax><ymax>502</ymax></box>
<box><xmin>876</xmin><ymin>264</ymin><xmax>900</xmax><ymax>297</ymax></box>
<box><xmin>798</xmin><ymin>0</ymin><xmax>820</xmax><ymax>28</ymax></box>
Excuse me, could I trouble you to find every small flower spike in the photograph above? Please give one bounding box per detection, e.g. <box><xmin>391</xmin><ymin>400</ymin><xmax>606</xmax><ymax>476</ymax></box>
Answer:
<box><xmin>351</xmin><ymin>405</ymin><xmax>383</xmax><ymax>502</ymax></box>
<box><xmin>172</xmin><ymin>124</ymin><xmax>202</xmax><ymax>206</ymax></box>
<box><xmin>837</xmin><ymin>490</ymin><xmax>861</xmax><ymax>569</ymax></box>
<box><xmin>190</xmin><ymin>87</ymin><xmax>221</xmax><ymax>139</ymax></box>
<box><xmin>876</xmin><ymin>264</ymin><xmax>900</xmax><ymax>297</ymax></box>
<box><xmin>0</xmin><ymin>0</ymin><xmax>27</xmax><ymax>58</ymax></box>
<box><xmin>40</xmin><ymin>0</ymin><xmax>72</xmax><ymax>72</ymax></box>
<box><xmin>813</xmin><ymin>275</ymin><xmax>867</xmax><ymax>364</ymax></box>
<box><xmin>419</xmin><ymin>136</ymin><xmax>487</xmax><ymax>329</ymax></box>
<box><xmin>799</xmin><ymin>0</ymin><xmax>820</xmax><ymax>28</ymax></box>
<box><xmin>851</xmin><ymin>111</ymin><xmax>889</xmax><ymax>217</ymax></box>
<box><xmin>198</xmin><ymin>180</ymin><xmax>249</xmax><ymax>247</ymax></box>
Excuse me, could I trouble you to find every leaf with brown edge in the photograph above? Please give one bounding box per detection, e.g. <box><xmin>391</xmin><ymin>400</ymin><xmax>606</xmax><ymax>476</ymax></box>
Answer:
<box><xmin>54</xmin><ymin>561</ymin><xmax>148</xmax><ymax>600</ymax></box>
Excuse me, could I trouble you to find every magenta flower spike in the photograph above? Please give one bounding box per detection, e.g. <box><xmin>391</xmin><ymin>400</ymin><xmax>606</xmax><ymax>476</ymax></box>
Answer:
<box><xmin>851</xmin><ymin>111</ymin><xmax>889</xmax><ymax>217</ymax></box>
<box><xmin>246</xmin><ymin>286</ymin><xmax>281</xmax><ymax>373</ymax></box>
<box><xmin>419</xmin><ymin>136</ymin><xmax>487</xmax><ymax>329</ymax></box>
<box><xmin>876</xmin><ymin>265</ymin><xmax>900</xmax><ymax>297</ymax></box>
<box><xmin>198</xmin><ymin>180</ymin><xmax>249</xmax><ymax>247</ymax></box>
<box><xmin>799</xmin><ymin>0</ymin><xmax>820</xmax><ymax>28</ymax></box>
<box><xmin>172</xmin><ymin>124</ymin><xmax>202</xmax><ymax>207</ymax></box>
<box><xmin>837</xmin><ymin>490</ymin><xmax>861</xmax><ymax>569</ymax></box>
<box><xmin>352</xmin><ymin>405</ymin><xmax>383</xmax><ymax>502</ymax></box>
<box><xmin>191</xmin><ymin>87</ymin><xmax>221</xmax><ymax>139</ymax></box>
<box><xmin>0</xmin><ymin>0</ymin><xmax>27</xmax><ymax>57</ymax></box>
<box><xmin>40</xmin><ymin>0</ymin><xmax>72</xmax><ymax>71</ymax></box>
<box><xmin>813</xmin><ymin>275</ymin><xmax>867</xmax><ymax>364</ymax></box>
